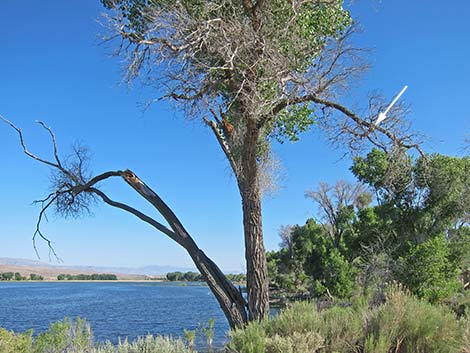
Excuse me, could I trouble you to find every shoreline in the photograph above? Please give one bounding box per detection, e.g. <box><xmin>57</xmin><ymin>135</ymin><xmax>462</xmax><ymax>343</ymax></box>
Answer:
<box><xmin>0</xmin><ymin>279</ymin><xmax>245</xmax><ymax>285</ymax></box>
<box><xmin>0</xmin><ymin>279</ymin><xmax>206</xmax><ymax>284</ymax></box>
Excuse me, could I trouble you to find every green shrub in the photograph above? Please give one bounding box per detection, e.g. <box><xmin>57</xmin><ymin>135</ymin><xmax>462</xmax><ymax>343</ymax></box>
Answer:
<box><xmin>33</xmin><ymin>317</ymin><xmax>93</xmax><ymax>353</ymax></box>
<box><xmin>265</xmin><ymin>331</ymin><xmax>323</xmax><ymax>353</ymax></box>
<box><xmin>228</xmin><ymin>321</ymin><xmax>266</xmax><ymax>353</ymax></box>
<box><xmin>228</xmin><ymin>301</ymin><xmax>365</xmax><ymax>353</ymax></box>
<box><xmin>198</xmin><ymin>318</ymin><xmax>215</xmax><ymax>347</ymax></box>
<box><xmin>229</xmin><ymin>286</ymin><xmax>468</xmax><ymax>353</ymax></box>
<box><xmin>0</xmin><ymin>319</ymin><xmax>193</xmax><ymax>353</ymax></box>
<box><xmin>263</xmin><ymin>334</ymin><xmax>292</xmax><ymax>353</ymax></box>
<box><xmin>320</xmin><ymin>306</ymin><xmax>364</xmax><ymax>353</ymax></box>
<box><xmin>365</xmin><ymin>285</ymin><xmax>463</xmax><ymax>353</ymax></box>
<box><xmin>183</xmin><ymin>329</ymin><xmax>196</xmax><ymax>349</ymax></box>
<box><xmin>0</xmin><ymin>328</ymin><xmax>33</xmax><ymax>353</ymax></box>
<box><xmin>400</xmin><ymin>235</ymin><xmax>461</xmax><ymax>303</ymax></box>
<box><xmin>97</xmin><ymin>335</ymin><xmax>193</xmax><ymax>353</ymax></box>
<box><xmin>266</xmin><ymin>301</ymin><xmax>321</xmax><ymax>336</ymax></box>
<box><xmin>461</xmin><ymin>317</ymin><xmax>470</xmax><ymax>353</ymax></box>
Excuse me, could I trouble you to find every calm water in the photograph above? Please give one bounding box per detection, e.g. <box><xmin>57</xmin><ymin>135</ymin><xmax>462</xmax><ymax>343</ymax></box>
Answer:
<box><xmin>0</xmin><ymin>282</ymin><xmax>229</xmax><ymax>347</ymax></box>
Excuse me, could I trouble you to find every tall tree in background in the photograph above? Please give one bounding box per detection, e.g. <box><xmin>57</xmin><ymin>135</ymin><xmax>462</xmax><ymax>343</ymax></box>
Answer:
<box><xmin>305</xmin><ymin>180</ymin><xmax>371</xmax><ymax>248</ymax></box>
<box><xmin>2</xmin><ymin>0</ymin><xmax>422</xmax><ymax>327</ymax></box>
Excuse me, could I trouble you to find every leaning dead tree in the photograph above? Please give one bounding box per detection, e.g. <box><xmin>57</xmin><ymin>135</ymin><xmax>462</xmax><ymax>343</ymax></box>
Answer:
<box><xmin>0</xmin><ymin>115</ymin><xmax>248</xmax><ymax>328</ymax></box>
<box><xmin>2</xmin><ymin>0</ymin><xmax>424</xmax><ymax>327</ymax></box>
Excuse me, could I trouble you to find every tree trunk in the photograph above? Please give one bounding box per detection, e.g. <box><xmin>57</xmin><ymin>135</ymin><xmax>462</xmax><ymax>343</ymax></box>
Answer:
<box><xmin>120</xmin><ymin>170</ymin><xmax>248</xmax><ymax>328</ymax></box>
<box><xmin>240</xmin><ymin>120</ymin><xmax>270</xmax><ymax>321</ymax></box>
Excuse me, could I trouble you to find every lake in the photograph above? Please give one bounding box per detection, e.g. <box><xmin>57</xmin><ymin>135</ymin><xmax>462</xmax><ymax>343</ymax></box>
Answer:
<box><xmin>0</xmin><ymin>282</ymin><xmax>229</xmax><ymax>348</ymax></box>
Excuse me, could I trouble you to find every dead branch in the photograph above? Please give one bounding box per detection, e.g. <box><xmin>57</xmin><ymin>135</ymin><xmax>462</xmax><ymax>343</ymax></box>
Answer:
<box><xmin>1</xmin><ymin>116</ymin><xmax>248</xmax><ymax>327</ymax></box>
<box><xmin>1</xmin><ymin>115</ymin><xmax>63</xmax><ymax>171</ymax></box>
<box><xmin>305</xmin><ymin>180</ymin><xmax>372</xmax><ymax>246</ymax></box>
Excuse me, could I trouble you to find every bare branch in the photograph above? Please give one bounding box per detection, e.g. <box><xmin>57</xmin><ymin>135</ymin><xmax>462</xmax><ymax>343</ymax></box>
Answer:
<box><xmin>306</xmin><ymin>180</ymin><xmax>371</xmax><ymax>245</ymax></box>
<box><xmin>36</xmin><ymin>120</ymin><xmax>62</xmax><ymax>168</ymax></box>
<box><xmin>271</xmin><ymin>93</ymin><xmax>425</xmax><ymax>157</ymax></box>
<box><xmin>0</xmin><ymin>115</ymin><xmax>61</xmax><ymax>170</ymax></box>
<box><xmin>32</xmin><ymin>192</ymin><xmax>62</xmax><ymax>261</ymax></box>
<box><xmin>278</xmin><ymin>224</ymin><xmax>295</xmax><ymax>258</ymax></box>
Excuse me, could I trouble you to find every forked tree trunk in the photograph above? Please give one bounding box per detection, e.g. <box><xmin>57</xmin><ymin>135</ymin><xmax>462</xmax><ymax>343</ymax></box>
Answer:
<box><xmin>205</xmin><ymin>114</ymin><xmax>270</xmax><ymax>322</ymax></box>
<box><xmin>120</xmin><ymin>170</ymin><xmax>248</xmax><ymax>328</ymax></box>
<box><xmin>240</xmin><ymin>120</ymin><xmax>270</xmax><ymax>321</ymax></box>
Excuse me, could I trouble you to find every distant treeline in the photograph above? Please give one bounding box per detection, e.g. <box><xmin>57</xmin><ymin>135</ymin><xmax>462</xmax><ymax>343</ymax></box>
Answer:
<box><xmin>166</xmin><ymin>271</ymin><xmax>201</xmax><ymax>282</ymax></box>
<box><xmin>57</xmin><ymin>274</ymin><xmax>117</xmax><ymax>281</ymax></box>
<box><xmin>0</xmin><ymin>272</ymin><xmax>44</xmax><ymax>281</ymax></box>
<box><xmin>166</xmin><ymin>271</ymin><xmax>246</xmax><ymax>283</ymax></box>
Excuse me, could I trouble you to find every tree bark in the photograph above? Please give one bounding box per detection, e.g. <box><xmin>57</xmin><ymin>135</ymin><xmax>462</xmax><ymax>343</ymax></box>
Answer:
<box><xmin>120</xmin><ymin>170</ymin><xmax>248</xmax><ymax>328</ymax></box>
<box><xmin>240</xmin><ymin>120</ymin><xmax>270</xmax><ymax>321</ymax></box>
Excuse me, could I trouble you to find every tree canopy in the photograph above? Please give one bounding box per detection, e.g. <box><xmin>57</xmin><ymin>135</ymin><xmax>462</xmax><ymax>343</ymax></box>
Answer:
<box><xmin>100</xmin><ymin>0</ymin><xmax>420</xmax><ymax>163</ymax></box>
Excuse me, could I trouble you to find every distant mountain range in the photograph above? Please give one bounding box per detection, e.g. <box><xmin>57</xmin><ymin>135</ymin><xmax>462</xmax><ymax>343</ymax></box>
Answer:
<box><xmin>0</xmin><ymin>257</ymin><xmax>195</xmax><ymax>278</ymax></box>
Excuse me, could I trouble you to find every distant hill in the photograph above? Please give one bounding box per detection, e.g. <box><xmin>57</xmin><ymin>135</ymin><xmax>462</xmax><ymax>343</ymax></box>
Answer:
<box><xmin>0</xmin><ymin>257</ymin><xmax>47</xmax><ymax>267</ymax></box>
<box><xmin>113</xmin><ymin>265</ymin><xmax>197</xmax><ymax>276</ymax></box>
<box><xmin>0</xmin><ymin>257</ymin><xmax>195</xmax><ymax>280</ymax></box>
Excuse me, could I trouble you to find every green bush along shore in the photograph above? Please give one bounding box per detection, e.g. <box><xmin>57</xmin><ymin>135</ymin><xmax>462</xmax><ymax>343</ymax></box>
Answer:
<box><xmin>229</xmin><ymin>286</ymin><xmax>470</xmax><ymax>353</ymax></box>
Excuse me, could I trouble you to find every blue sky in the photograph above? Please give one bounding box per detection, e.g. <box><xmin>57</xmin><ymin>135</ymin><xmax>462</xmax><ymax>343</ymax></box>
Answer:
<box><xmin>0</xmin><ymin>1</ymin><xmax>469</xmax><ymax>271</ymax></box>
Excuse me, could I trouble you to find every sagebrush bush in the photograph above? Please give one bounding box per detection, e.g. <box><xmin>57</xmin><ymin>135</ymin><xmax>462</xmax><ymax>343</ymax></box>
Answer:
<box><xmin>0</xmin><ymin>328</ymin><xmax>33</xmax><ymax>353</ymax></box>
<box><xmin>33</xmin><ymin>317</ymin><xmax>93</xmax><ymax>353</ymax></box>
<box><xmin>228</xmin><ymin>286</ymin><xmax>470</xmax><ymax>353</ymax></box>
<box><xmin>265</xmin><ymin>301</ymin><xmax>321</xmax><ymax>336</ymax></box>
<box><xmin>320</xmin><ymin>306</ymin><xmax>364</xmax><ymax>353</ymax></box>
<box><xmin>365</xmin><ymin>286</ymin><xmax>462</xmax><ymax>353</ymax></box>
<box><xmin>96</xmin><ymin>335</ymin><xmax>193</xmax><ymax>353</ymax></box>
<box><xmin>462</xmin><ymin>317</ymin><xmax>470</xmax><ymax>353</ymax></box>
<box><xmin>264</xmin><ymin>331</ymin><xmax>323</xmax><ymax>353</ymax></box>
<box><xmin>228</xmin><ymin>321</ymin><xmax>267</xmax><ymax>353</ymax></box>
<box><xmin>0</xmin><ymin>319</ymin><xmax>194</xmax><ymax>353</ymax></box>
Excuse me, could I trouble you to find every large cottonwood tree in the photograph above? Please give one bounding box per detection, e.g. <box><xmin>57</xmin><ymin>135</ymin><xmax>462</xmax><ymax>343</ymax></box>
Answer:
<box><xmin>2</xmin><ymin>0</ymin><xmax>422</xmax><ymax>327</ymax></box>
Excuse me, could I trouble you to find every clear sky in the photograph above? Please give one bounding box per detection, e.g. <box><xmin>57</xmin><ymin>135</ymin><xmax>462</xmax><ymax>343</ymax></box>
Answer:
<box><xmin>0</xmin><ymin>1</ymin><xmax>469</xmax><ymax>271</ymax></box>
